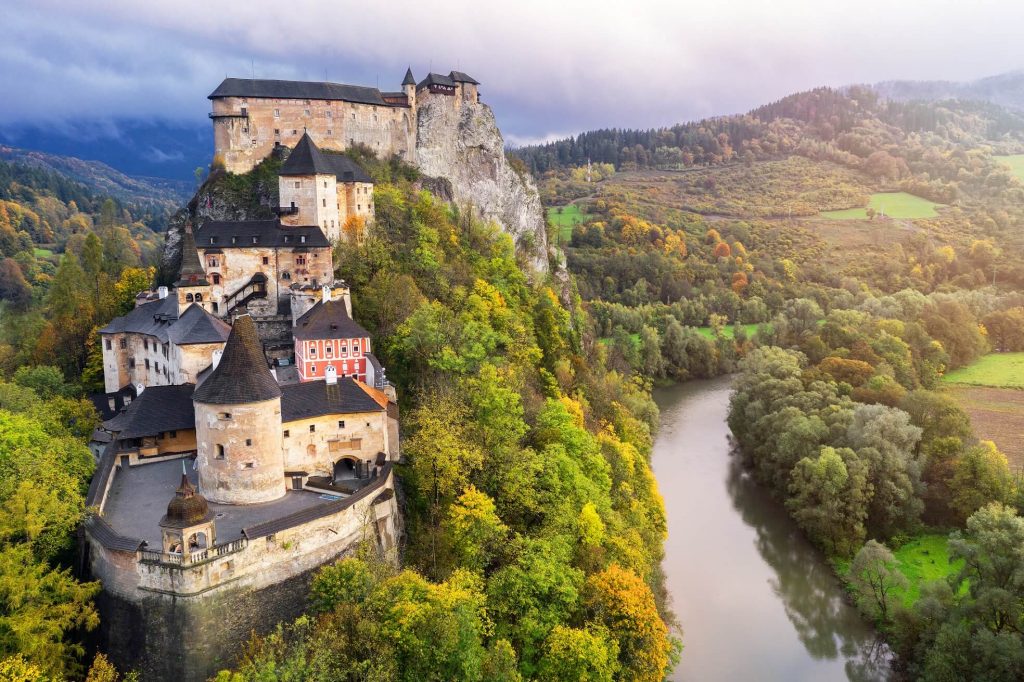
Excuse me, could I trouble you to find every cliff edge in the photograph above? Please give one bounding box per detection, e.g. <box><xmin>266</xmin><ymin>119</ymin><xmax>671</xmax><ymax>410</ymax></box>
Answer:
<box><xmin>415</xmin><ymin>98</ymin><xmax>550</xmax><ymax>272</ymax></box>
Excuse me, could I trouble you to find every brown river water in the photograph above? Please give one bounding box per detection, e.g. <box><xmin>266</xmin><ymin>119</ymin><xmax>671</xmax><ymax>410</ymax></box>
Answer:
<box><xmin>652</xmin><ymin>376</ymin><xmax>893</xmax><ymax>681</ymax></box>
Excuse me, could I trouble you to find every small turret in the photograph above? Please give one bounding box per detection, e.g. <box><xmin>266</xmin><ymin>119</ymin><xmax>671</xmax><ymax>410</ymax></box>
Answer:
<box><xmin>176</xmin><ymin>223</ymin><xmax>210</xmax><ymax>315</ymax></box>
<box><xmin>159</xmin><ymin>461</ymin><xmax>216</xmax><ymax>557</ymax></box>
<box><xmin>402</xmin><ymin>67</ymin><xmax>416</xmax><ymax>111</ymax></box>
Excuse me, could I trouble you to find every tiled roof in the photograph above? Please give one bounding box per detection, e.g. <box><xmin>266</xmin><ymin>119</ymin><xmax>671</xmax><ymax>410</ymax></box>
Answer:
<box><xmin>193</xmin><ymin>315</ymin><xmax>282</xmax><ymax>405</ymax></box>
<box><xmin>85</xmin><ymin>515</ymin><xmax>146</xmax><ymax>553</ymax></box>
<box><xmin>418</xmin><ymin>73</ymin><xmax>456</xmax><ymax>89</ymax></box>
<box><xmin>293</xmin><ymin>299</ymin><xmax>370</xmax><ymax>341</ymax></box>
<box><xmin>280</xmin><ymin>377</ymin><xmax>384</xmax><ymax>422</ymax></box>
<box><xmin>168</xmin><ymin>304</ymin><xmax>232</xmax><ymax>346</ymax></box>
<box><xmin>402</xmin><ymin>68</ymin><xmax>416</xmax><ymax>86</ymax></box>
<box><xmin>195</xmin><ymin>219</ymin><xmax>330</xmax><ymax>249</ymax></box>
<box><xmin>354</xmin><ymin>379</ymin><xmax>389</xmax><ymax>410</ymax></box>
<box><xmin>449</xmin><ymin>71</ymin><xmax>479</xmax><ymax>85</ymax></box>
<box><xmin>279</xmin><ymin>133</ymin><xmax>373</xmax><ymax>183</ymax></box>
<box><xmin>209</xmin><ymin>78</ymin><xmax>388</xmax><ymax>106</ymax></box>
<box><xmin>103</xmin><ymin>383</ymin><xmax>196</xmax><ymax>439</ymax></box>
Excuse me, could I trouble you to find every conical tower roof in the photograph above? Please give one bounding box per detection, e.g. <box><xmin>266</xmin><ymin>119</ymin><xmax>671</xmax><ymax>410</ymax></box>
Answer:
<box><xmin>402</xmin><ymin>67</ymin><xmax>416</xmax><ymax>86</ymax></box>
<box><xmin>279</xmin><ymin>132</ymin><xmax>333</xmax><ymax>176</ymax></box>
<box><xmin>193</xmin><ymin>314</ymin><xmax>281</xmax><ymax>404</ymax></box>
<box><xmin>176</xmin><ymin>223</ymin><xmax>209</xmax><ymax>287</ymax></box>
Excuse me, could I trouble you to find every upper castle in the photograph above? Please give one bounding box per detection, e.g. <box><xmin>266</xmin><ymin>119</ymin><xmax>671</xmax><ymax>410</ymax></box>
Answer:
<box><xmin>209</xmin><ymin>68</ymin><xmax>480</xmax><ymax>174</ymax></box>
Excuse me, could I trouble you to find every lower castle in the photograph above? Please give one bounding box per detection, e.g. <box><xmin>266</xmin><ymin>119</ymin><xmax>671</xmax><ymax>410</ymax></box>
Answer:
<box><xmin>83</xmin><ymin>125</ymin><xmax>402</xmax><ymax>679</ymax></box>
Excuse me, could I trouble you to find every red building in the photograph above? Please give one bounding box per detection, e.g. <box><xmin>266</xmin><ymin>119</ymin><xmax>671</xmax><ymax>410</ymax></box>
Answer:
<box><xmin>293</xmin><ymin>298</ymin><xmax>372</xmax><ymax>383</ymax></box>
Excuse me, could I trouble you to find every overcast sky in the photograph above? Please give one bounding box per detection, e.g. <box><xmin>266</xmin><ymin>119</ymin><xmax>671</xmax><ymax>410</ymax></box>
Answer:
<box><xmin>3</xmin><ymin>0</ymin><xmax>1024</xmax><ymax>145</ymax></box>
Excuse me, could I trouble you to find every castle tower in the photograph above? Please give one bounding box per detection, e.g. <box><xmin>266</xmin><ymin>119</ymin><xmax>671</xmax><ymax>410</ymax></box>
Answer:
<box><xmin>402</xmin><ymin>67</ymin><xmax>416</xmax><ymax>112</ymax></box>
<box><xmin>278</xmin><ymin>133</ymin><xmax>340</xmax><ymax>240</ymax></box>
<box><xmin>159</xmin><ymin>463</ymin><xmax>216</xmax><ymax>559</ymax></box>
<box><xmin>176</xmin><ymin>224</ymin><xmax>211</xmax><ymax>315</ymax></box>
<box><xmin>193</xmin><ymin>314</ymin><xmax>285</xmax><ymax>504</ymax></box>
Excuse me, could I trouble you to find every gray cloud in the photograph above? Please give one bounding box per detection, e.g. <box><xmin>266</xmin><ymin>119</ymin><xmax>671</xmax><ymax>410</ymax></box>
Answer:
<box><xmin>3</xmin><ymin>0</ymin><xmax>1024</xmax><ymax>142</ymax></box>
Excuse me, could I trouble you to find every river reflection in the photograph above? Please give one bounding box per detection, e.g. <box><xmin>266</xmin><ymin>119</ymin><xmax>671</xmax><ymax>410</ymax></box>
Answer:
<box><xmin>653</xmin><ymin>377</ymin><xmax>891</xmax><ymax>681</ymax></box>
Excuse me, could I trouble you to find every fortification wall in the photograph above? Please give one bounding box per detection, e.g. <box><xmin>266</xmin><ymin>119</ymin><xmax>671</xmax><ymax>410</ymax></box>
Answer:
<box><xmin>281</xmin><ymin>409</ymin><xmax>388</xmax><ymax>476</ymax></box>
<box><xmin>213</xmin><ymin>96</ymin><xmax>415</xmax><ymax>174</ymax></box>
<box><xmin>86</xmin><ymin>470</ymin><xmax>399</xmax><ymax>680</ymax></box>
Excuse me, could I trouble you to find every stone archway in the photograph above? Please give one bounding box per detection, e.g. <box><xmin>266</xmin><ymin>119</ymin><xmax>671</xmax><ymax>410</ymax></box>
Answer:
<box><xmin>333</xmin><ymin>456</ymin><xmax>358</xmax><ymax>482</ymax></box>
<box><xmin>187</xmin><ymin>531</ymin><xmax>208</xmax><ymax>551</ymax></box>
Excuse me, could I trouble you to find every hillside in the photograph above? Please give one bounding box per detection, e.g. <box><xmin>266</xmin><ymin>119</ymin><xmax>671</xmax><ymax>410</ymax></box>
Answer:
<box><xmin>873</xmin><ymin>70</ymin><xmax>1024</xmax><ymax>111</ymax></box>
<box><xmin>0</xmin><ymin>145</ymin><xmax>190</xmax><ymax>208</ymax></box>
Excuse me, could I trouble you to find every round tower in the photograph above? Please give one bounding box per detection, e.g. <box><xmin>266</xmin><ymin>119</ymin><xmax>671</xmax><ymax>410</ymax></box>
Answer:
<box><xmin>402</xmin><ymin>67</ymin><xmax>417</xmax><ymax>112</ymax></box>
<box><xmin>193</xmin><ymin>314</ymin><xmax>285</xmax><ymax>504</ymax></box>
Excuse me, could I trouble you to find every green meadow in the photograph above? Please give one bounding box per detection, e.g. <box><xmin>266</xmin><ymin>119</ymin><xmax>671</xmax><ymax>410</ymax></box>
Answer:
<box><xmin>547</xmin><ymin>204</ymin><xmax>594</xmax><ymax>242</ymax></box>
<box><xmin>942</xmin><ymin>353</ymin><xmax>1024</xmax><ymax>389</ymax></box>
<box><xmin>995</xmin><ymin>154</ymin><xmax>1024</xmax><ymax>182</ymax></box>
<box><xmin>820</xmin><ymin>192</ymin><xmax>942</xmax><ymax>220</ymax></box>
<box><xmin>695</xmin><ymin>323</ymin><xmax>762</xmax><ymax>340</ymax></box>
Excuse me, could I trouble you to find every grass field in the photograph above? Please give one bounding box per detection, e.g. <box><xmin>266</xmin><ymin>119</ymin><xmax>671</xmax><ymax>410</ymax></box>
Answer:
<box><xmin>33</xmin><ymin>247</ymin><xmax>54</xmax><ymax>258</ymax></box>
<box><xmin>942</xmin><ymin>352</ymin><xmax>1024</xmax><ymax>389</ymax></box>
<box><xmin>695</xmin><ymin>323</ymin><xmax>762</xmax><ymax>340</ymax></box>
<box><xmin>547</xmin><ymin>205</ymin><xmax>594</xmax><ymax>243</ymax></box>
<box><xmin>892</xmin><ymin>534</ymin><xmax>962</xmax><ymax>605</ymax></box>
<box><xmin>948</xmin><ymin>385</ymin><xmax>1024</xmax><ymax>470</ymax></box>
<box><xmin>820</xmin><ymin>192</ymin><xmax>942</xmax><ymax>220</ymax></box>
<box><xmin>995</xmin><ymin>154</ymin><xmax>1024</xmax><ymax>182</ymax></box>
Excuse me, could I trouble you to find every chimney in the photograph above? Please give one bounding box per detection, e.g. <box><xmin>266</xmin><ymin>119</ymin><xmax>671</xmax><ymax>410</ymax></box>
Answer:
<box><xmin>158</xmin><ymin>286</ymin><xmax>169</xmax><ymax>299</ymax></box>
<box><xmin>211</xmin><ymin>349</ymin><xmax>223</xmax><ymax>370</ymax></box>
<box><xmin>135</xmin><ymin>383</ymin><xmax>145</xmax><ymax>395</ymax></box>
<box><xmin>325</xmin><ymin>365</ymin><xmax>338</xmax><ymax>385</ymax></box>
<box><xmin>321</xmin><ymin>284</ymin><xmax>331</xmax><ymax>302</ymax></box>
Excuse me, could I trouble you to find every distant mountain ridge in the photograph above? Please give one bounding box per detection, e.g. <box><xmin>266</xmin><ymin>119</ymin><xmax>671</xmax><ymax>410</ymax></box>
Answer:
<box><xmin>0</xmin><ymin>145</ymin><xmax>191</xmax><ymax>209</ymax></box>
<box><xmin>871</xmin><ymin>70</ymin><xmax>1024</xmax><ymax>111</ymax></box>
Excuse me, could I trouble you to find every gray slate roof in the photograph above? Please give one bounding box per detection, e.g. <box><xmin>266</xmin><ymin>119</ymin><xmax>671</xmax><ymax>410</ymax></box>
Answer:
<box><xmin>293</xmin><ymin>299</ymin><xmax>370</xmax><ymax>341</ymax></box>
<box><xmin>209</xmin><ymin>78</ymin><xmax>388</xmax><ymax>106</ymax></box>
<box><xmin>402</xmin><ymin>68</ymin><xmax>416</xmax><ymax>86</ymax></box>
<box><xmin>193</xmin><ymin>315</ymin><xmax>282</xmax><ymax>405</ymax></box>
<box><xmin>98</xmin><ymin>297</ymin><xmax>230</xmax><ymax>346</ymax></box>
<box><xmin>449</xmin><ymin>71</ymin><xmax>479</xmax><ymax>85</ymax></box>
<box><xmin>418</xmin><ymin>73</ymin><xmax>456</xmax><ymax>89</ymax></box>
<box><xmin>103</xmin><ymin>383</ymin><xmax>197</xmax><ymax>439</ymax></box>
<box><xmin>279</xmin><ymin>133</ymin><xmax>373</xmax><ymax>183</ymax></box>
<box><xmin>176</xmin><ymin>227</ymin><xmax>209</xmax><ymax>287</ymax></box>
<box><xmin>195</xmin><ymin>219</ymin><xmax>330</xmax><ymax>249</ymax></box>
<box><xmin>280</xmin><ymin>377</ymin><xmax>384</xmax><ymax>422</ymax></box>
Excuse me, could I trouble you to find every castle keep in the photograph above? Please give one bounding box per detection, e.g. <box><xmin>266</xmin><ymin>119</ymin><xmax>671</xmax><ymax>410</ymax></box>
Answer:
<box><xmin>210</xmin><ymin>68</ymin><xmax>480</xmax><ymax>174</ymax></box>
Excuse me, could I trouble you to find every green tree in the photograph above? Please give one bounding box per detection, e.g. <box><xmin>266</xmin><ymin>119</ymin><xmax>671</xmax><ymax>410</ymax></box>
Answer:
<box><xmin>445</xmin><ymin>485</ymin><xmax>508</xmax><ymax>572</ymax></box>
<box><xmin>786</xmin><ymin>446</ymin><xmax>870</xmax><ymax>556</ymax></box>
<box><xmin>848</xmin><ymin>539</ymin><xmax>908</xmax><ymax>624</ymax></box>
<box><xmin>950</xmin><ymin>442</ymin><xmax>1014</xmax><ymax>524</ymax></box>
<box><xmin>538</xmin><ymin>625</ymin><xmax>620</xmax><ymax>682</ymax></box>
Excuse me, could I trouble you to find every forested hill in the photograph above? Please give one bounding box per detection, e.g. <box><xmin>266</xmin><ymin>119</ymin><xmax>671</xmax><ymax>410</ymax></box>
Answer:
<box><xmin>873</xmin><ymin>70</ymin><xmax>1024</xmax><ymax>112</ymax></box>
<box><xmin>511</xmin><ymin>86</ymin><xmax>1024</xmax><ymax>182</ymax></box>
<box><xmin>0</xmin><ymin>145</ymin><xmax>190</xmax><ymax>209</ymax></box>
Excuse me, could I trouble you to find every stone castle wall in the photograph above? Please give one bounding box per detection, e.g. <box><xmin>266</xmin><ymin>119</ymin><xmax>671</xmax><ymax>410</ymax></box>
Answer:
<box><xmin>281</xmin><ymin>408</ymin><xmax>389</xmax><ymax>477</ymax></box>
<box><xmin>213</xmin><ymin>96</ymin><xmax>415</xmax><ymax>174</ymax></box>
<box><xmin>86</xmin><ymin>469</ymin><xmax>399</xmax><ymax>680</ymax></box>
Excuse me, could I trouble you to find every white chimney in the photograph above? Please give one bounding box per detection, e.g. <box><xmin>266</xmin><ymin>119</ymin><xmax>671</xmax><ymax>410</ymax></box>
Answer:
<box><xmin>211</xmin><ymin>349</ymin><xmax>223</xmax><ymax>370</ymax></box>
<box><xmin>321</xmin><ymin>284</ymin><xmax>332</xmax><ymax>303</ymax></box>
<box><xmin>135</xmin><ymin>383</ymin><xmax>145</xmax><ymax>395</ymax></box>
<box><xmin>158</xmin><ymin>286</ymin><xmax>169</xmax><ymax>299</ymax></box>
<box><xmin>325</xmin><ymin>365</ymin><xmax>338</xmax><ymax>385</ymax></box>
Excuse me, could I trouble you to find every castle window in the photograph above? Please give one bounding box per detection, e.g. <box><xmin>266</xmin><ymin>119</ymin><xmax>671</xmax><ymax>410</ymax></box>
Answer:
<box><xmin>310</xmin><ymin>365</ymin><xmax>316</xmax><ymax>374</ymax></box>
<box><xmin>330</xmin><ymin>220</ymin><xmax>334</xmax><ymax>229</ymax></box>
<box><xmin>186</xmin><ymin>293</ymin><xmax>194</xmax><ymax>302</ymax></box>
<box><xmin>327</xmin><ymin>129</ymin><xmax>332</xmax><ymax>135</ymax></box>
<box><xmin>326</xmin><ymin>111</ymin><xmax>332</xmax><ymax>119</ymax></box>
<box><xmin>169</xmin><ymin>431</ymin><xmax>176</xmax><ymax>438</ymax></box>
<box><xmin>212</xmin><ymin>302</ymin><xmax>219</xmax><ymax>313</ymax></box>
<box><xmin>274</xmin><ymin>109</ymin><xmax>280</xmax><ymax>118</ymax></box>
<box><xmin>212</xmin><ymin>273</ymin><xmax>221</xmax><ymax>285</ymax></box>
<box><xmin>120</xmin><ymin>338</ymin><xmax>126</xmax><ymax>349</ymax></box>
<box><xmin>304</xmin><ymin>109</ymin><xmax>310</xmax><ymax>116</ymax></box>
<box><xmin>341</xmin><ymin>345</ymin><xmax>347</xmax><ymax>355</ymax></box>
<box><xmin>129</xmin><ymin>358</ymin><xmax>135</xmax><ymax>368</ymax></box>
<box><xmin>309</xmin><ymin>346</ymin><xmax>316</xmax><ymax>358</ymax></box>
<box><xmin>144</xmin><ymin>359</ymin><xmax>150</xmax><ymax>370</ymax></box>
<box><xmin>323</xmin><ymin>180</ymin><xmax>327</xmax><ymax>188</ymax></box>
<box><xmin>322</xmin><ymin>198</ymin><xmax>327</xmax><ymax>207</ymax></box>
<box><xmin>358</xmin><ymin>205</ymin><xmax>362</xmax><ymax>211</ymax></box>
<box><xmin>282</xmin><ymin>271</ymin><xmax>291</xmax><ymax>280</ymax></box>
<box><xmin>207</xmin><ymin>257</ymin><xmax>218</xmax><ymax>267</ymax></box>
<box><xmin>215</xmin><ymin>445</ymin><xmax>225</xmax><ymax>459</ymax></box>
<box><xmin>245</xmin><ymin>438</ymin><xmax>252</xmax><ymax>446</ymax></box>
<box><xmin>262</xmin><ymin>256</ymin><xmax>269</xmax><ymax>265</ymax></box>
<box><xmin>244</xmin><ymin>462</ymin><xmax>254</xmax><ymax>469</ymax></box>
<box><xmin>275</xmin><ymin>129</ymin><xmax>280</xmax><ymax>135</ymax></box>
<box><xmin>155</xmin><ymin>362</ymin><xmax>159</xmax><ymax>372</ymax></box>
<box><xmin>143</xmin><ymin>340</ymin><xmax>148</xmax><ymax>351</ymax></box>
<box><xmin>283</xmin><ymin>430</ymin><xmax>290</xmax><ymax>438</ymax></box>
<box><xmin>163</xmin><ymin>344</ymin><xmax>168</xmax><ymax>357</ymax></box>
<box><xmin>351</xmin><ymin>113</ymin><xmax>355</xmax><ymax>120</ymax></box>
<box><xmin>296</xmin><ymin>256</ymin><xmax>306</xmax><ymax>266</ymax></box>
<box><xmin>218</xmin><ymin>412</ymin><xmax>232</xmax><ymax>420</ymax></box>
<box><xmin>242</xmin><ymin>127</ymin><xmax>248</xmax><ymax>133</ymax></box>
<box><xmin>292</xmin><ymin>130</ymin><xmax>297</xmax><ymax>135</ymax></box>
<box><xmin>309</xmin><ymin>424</ymin><xmax>315</xmax><ymax>433</ymax></box>
<box><xmin>338</xmin><ymin>420</ymin><xmax>345</xmax><ymax>429</ymax></box>
<box><xmin>105</xmin><ymin>339</ymin><xmax>111</xmax><ymax>350</ymax></box>
<box><xmin>195</xmin><ymin>294</ymin><xmax>202</xmax><ymax>302</ymax></box>
<box><xmin>326</xmin><ymin>346</ymin><xmax>333</xmax><ymax>357</ymax></box>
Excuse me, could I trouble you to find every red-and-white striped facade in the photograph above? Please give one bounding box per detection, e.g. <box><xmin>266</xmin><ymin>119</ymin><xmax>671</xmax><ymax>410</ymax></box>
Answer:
<box><xmin>295</xmin><ymin>334</ymin><xmax>371</xmax><ymax>383</ymax></box>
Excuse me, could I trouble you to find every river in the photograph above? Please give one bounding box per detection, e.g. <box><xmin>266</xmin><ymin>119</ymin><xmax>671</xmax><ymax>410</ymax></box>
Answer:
<box><xmin>653</xmin><ymin>377</ymin><xmax>892</xmax><ymax>681</ymax></box>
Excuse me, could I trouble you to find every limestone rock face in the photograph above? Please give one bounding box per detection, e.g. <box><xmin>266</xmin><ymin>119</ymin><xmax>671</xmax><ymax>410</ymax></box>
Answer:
<box><xmin>415</xmin><ymin>97</ymin><xmax>549</xmax><ymax>272</ymax></box>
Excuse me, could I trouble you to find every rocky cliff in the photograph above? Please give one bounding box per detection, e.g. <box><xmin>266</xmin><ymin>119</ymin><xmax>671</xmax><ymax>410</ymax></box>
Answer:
<box><xmin>415</xmin><ymin>98</ymin><xmax>550</xmax><ymax>272</ymax></box>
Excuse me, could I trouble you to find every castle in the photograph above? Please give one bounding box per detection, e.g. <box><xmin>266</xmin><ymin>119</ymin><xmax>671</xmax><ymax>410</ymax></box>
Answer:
<box><xmin>209</xmin><ymin>68</ymin><xmax>479</xmax><ymax>174</ymax></box>
<box><xmin>78</xmin><ymin>71</ymin><xmax>491</xmax><ymax>679</ymax></box>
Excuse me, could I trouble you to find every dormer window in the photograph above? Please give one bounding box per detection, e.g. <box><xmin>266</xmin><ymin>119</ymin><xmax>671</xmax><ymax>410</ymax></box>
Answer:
<box><xmin>231</xmin><ymin>236</ymin><xmax>237</xmax><ymax>244</ymax></box>
<box><xmin>209</xmin><ymin>237</ymin><xmax>217</xmax><ymax>245</ymax></box>
<box><xmin>251</xmin><ymin>236</ymin><xmax>258</xmax><ymax>244</ymax></box>
<box><xmin>300</xmin><ymin>235</ymin><xmax>306</xmax><ymax>243</ymax></box>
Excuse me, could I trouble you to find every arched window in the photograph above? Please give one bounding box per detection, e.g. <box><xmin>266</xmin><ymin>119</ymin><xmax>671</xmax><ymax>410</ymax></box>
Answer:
<box><xmin>185</xmin><ymin>293</ymin><xmax>194</xmax><ymax>302</ymax></box>
<box><xmin>195</xmin><ymin>294</ymin><xmax>203</xmax><ymax>302</ymax></box>
<box><xmin>216</xmin><ymin>444</ymin><xmax>225</xmax><ymax>459</ymax></box>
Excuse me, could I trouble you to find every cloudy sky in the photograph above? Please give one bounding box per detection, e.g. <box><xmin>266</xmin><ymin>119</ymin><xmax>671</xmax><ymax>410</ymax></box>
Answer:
<box><xmin>3</xmin><ymin>0</ymin><xmax>1024</xmax><ymax>146</ymax></box>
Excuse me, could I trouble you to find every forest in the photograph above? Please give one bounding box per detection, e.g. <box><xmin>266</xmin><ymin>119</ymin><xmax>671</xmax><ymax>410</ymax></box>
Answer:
<box><xmin>514</xmin><ymin>86</ymin><xmax>1024</xmax><ymax>679</ymax></box>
